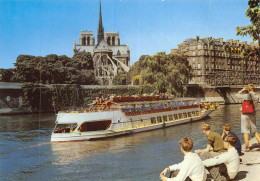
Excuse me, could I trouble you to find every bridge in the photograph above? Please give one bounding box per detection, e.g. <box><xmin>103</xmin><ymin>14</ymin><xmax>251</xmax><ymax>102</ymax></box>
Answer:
<box><xmin>206</xmin><ymin>69</ymin><xmax>260</xmax><ymax>88</ymax></box>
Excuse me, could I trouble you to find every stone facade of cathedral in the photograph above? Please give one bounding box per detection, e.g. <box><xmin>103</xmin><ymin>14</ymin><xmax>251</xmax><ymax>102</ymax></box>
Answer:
<box><xmin>73</xmin><ymin>2</ymin><xmax>130</xmax><ymax>85</ymax></box>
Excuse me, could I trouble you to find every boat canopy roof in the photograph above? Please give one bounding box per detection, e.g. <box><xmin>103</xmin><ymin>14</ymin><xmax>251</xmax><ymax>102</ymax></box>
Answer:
<box><xmin>56</xmin><ymin>111</ymin><xmax>122</xmax><ymax>124</ymax></box>
<box><xmin>115</xmin><ymin>97</ymin><xmax>200</xmax><ymax>106</ymax></box>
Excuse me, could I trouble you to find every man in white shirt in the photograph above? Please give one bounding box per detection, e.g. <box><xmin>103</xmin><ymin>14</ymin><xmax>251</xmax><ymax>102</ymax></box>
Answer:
<box><xmin>202</xmin><ymin>135</ymin><xmax>240</xmax><ymax>181</ymax></box>
<box><xmin>160</xmin><ymin>137</ymin><xmax>206</xmax><ymax>181</ymax></box>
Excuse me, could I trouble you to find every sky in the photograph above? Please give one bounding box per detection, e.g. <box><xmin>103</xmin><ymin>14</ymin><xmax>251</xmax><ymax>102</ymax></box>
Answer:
<box><xmin>0</xmin><ymin>0</ymin><xmax>253</xmax><ymax>69</ymax></box>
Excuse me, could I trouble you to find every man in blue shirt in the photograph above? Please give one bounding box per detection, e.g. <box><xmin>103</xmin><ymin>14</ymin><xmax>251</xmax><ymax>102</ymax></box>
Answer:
<box><xmin>222</xmin><ymin>124</ymin><xmax>241</xmax><ymax>155</ymax></box>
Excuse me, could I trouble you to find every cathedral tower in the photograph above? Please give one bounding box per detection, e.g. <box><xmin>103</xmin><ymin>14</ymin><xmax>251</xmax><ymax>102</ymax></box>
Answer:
<box><xmin>73</xmin><ymin>0</ymin><xmax>130</xmax><ymax>85</ymax></box>
<box><xmin>97</xmin><ymin>0</ymin><xmax>104</xmax><ymax>44</ymax></box>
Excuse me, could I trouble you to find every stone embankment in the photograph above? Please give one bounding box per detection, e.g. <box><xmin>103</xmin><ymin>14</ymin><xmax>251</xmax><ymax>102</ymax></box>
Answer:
<box><xmin>1</xmin><ymin>82</ymin><xmax>260</xmax><ymax>114</ymax></box>
<box><xmin>205</xmin><ymin>138</ymin><xmax>260</xmax><ymax>181</ymax></box>
<box><xmin>236</xmin><ymin>137</ymin><xmax>260</xmax><ymax>181</ymax></box>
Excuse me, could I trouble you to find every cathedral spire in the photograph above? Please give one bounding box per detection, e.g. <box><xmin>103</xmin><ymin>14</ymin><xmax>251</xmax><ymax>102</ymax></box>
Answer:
<box><xmin>97</xmin><ymin>0</ymin><xmax>104</xmax><ymax>44</ymax></box>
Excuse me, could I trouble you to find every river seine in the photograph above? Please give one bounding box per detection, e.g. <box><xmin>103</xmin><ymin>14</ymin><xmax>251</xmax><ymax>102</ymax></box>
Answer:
<box><xmin>0</xmin><ymin>104</ymin><xmax>259</xmax><ymax>181</ymax></box>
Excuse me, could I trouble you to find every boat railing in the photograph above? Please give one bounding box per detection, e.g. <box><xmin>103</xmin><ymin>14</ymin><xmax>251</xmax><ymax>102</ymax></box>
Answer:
<box><xmin>123</xmin><ymin>105</ymin><xmax>200</xmax><ymax>116</ymax></box>
<box><xmin>113</xmin><ymin>95</ymin><xmax>171</xmax><ymax>103</ymax></box>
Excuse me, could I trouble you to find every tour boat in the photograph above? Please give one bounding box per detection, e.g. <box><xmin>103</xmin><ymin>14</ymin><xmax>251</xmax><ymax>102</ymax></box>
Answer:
<box><xmin>51</xmin><ymin>96</ymin><xmax>217</xmax><ymax>142</ymax></box>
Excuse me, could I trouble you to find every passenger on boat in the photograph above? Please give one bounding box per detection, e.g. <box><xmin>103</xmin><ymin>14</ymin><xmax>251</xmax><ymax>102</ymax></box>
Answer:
<box><xmin>96</xmin><ymin>97</ymin><xmax>100</xmax><ymax>104</ymax></box>
<box><xmin>222</xmin><ymin>124</ymin><xmax>241</xmax><ymax>155</ymax></box>
<box><xmin>195</xmin><ymin>124</ymin><xmax>225</xmax><ymax>155</ymax></box>
<box><xmin>160</xmin><ymin>137</ymin><xmax>206</xmax><ymax>181</ymax></box>
<box><xmin>204</xmin><ymin>103</ymin><xmax>209</xmax><ymax>110</ymax></box>
<box><xmin>201</xmin><ymin>102</ymin><xmax>205</xmax><ymax>109</ymax></box>
<box><xmin>201</xmin><ymin>135</ymin><xmax>240</xmax><ymax>181</ymax></box>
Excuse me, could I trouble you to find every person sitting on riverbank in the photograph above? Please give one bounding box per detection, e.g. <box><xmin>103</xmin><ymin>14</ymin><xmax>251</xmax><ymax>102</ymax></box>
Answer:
<box><xmin>195</xmin><ymin>124</ymin><xmax>225</xmax><ymax>155</ymax></box>
<box><xmin>160</xmin><ymin>137</ymin><xmax>206</xmax><ymax>181</ymax></box>
<box><xmin>201</xmin><ymin>135</ymin><xmax>240</xmax><ymax>181</ymax></box>
<box><xmin>222</xmin><ymin>124</ymin><xmax>241</xmax><ymax>155</ymax></box>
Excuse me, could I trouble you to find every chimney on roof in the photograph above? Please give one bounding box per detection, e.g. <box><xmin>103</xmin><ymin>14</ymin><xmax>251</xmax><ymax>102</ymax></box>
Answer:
<box><xmin>234</xmin><ymin>40</ymin><xmax>239</xmax><ymax>46</ymax></box>
<box><xmin>171</xmin><ymin>49</ymin><xmax>178</xmax><ymax>54</ymax></box>
<box><xmin>196</xmin><ymin>36</ymin><xmax>200</xmax><ymax>43</ymax></box>
<box><xmin>241</xmin><ymin>41</ymin><xmax>247</xmax><ymax>46</ymax></box>
<box><xmin>218</xmin><ymin>38</ymin><xmax>223</xmax><ymax>44</ymax></box>
<box><xmin>226</xmin><ymin>39</ymin><xmax>233</xmax><ymax>45</ymax></box>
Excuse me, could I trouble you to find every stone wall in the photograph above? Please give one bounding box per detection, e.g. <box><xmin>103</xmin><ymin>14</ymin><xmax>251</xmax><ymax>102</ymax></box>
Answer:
<box><xmin>0</xmin><ymin>89</ymin><xmax>27</xmax><ymax>114</ymax></box>
<box><xmin>187</xmin><ymin>86</ymin><xmax>260</xmax><ymax>104</ymax></box>
<box><xmin>1</xmin><ymin>83</ymin><xmax>260</xmax><ymax>115</ymax></box>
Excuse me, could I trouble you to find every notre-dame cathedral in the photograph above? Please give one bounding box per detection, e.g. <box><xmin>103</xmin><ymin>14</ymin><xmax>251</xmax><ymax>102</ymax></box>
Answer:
<box><xmin>73</xmin><ymin>1</ymin><xmax>130</xmax><ymax>85</ymax></box>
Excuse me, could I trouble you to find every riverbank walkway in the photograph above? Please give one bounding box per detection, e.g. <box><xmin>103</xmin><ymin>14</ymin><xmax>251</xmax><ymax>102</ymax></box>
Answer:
<box><xmin>205</xmin><ymin>137</ymin><xmax>260</xmax><ymax>181</ymax></box>
<box><xmin>235</xmin><ymin>137</ymin><xmax>260</xmax><ymax>181</ymax></box>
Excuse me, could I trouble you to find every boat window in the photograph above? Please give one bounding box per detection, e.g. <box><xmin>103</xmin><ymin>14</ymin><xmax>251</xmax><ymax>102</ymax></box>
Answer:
<box><xmin>169</xmin><ymin>102</ymin><xmax>177</xmax><ymax>107</ymax></box>
<box><xmin>121</xmin><ymin>108</ymin><xmax>132</xmax><ymax>112</ymax></box>
<box><xmin>79</xmin><ymin>120</ymin><xmax>112</xmax><ymax>132</ymax></box>
<box><xmin>183</xmin><ymin>113</ymin><xmax>187</xmax><ymax>118</ymax></box>
<box><xmin>196</xmin><ymin>111</ymin><xmax>200</xmax><ymax>116</ymax></box>
<box><xmin>54</xmin><ymin>123</ymin><xmax>77</xmax><ymax>133</ymax></box>
<box><xmin>151</xmin><ymin>103</ymin><xmax>165</xmax><ymax>109</ymax></box>
<box><xmin>157</xmin><ymin>116</ymin><xmax>162</xmax><ymax>123</ymax></box>
<box><xmin>163</xmin><ymin>115</ymin><xmax>168</xmax><ymax>122</ymax></box>
<box><xmin>192</xmin><ymin>111</ymin><xmax>196</xmax><ymax>116</ymax></box>
<box><xmin>169</xmin><ymin>115</ymin><xmax>173</xmax><ymax>121</ymax></box>
<box><xmin>178</xmin><ymin>113</ymin><xmax>183</xmax><ymax>119</ymax></box>
<box><xmin>188</xmin><ymin>112</ymin><xmax>192</xmax><ymax>117</ymax></box>
<box><xmin>151</xmin><ymin>117</ymin><xmax>156</xmax><ymax>124</ymax></box>
<box><xmin>140</xmin><ymin>104</ymin><xmax>150</xmax><ymax>111</ymax></box>
<box><xmin>174</xmin><ymin>114</ymin><xmax>178</xmax><ymax>120</ymax></box>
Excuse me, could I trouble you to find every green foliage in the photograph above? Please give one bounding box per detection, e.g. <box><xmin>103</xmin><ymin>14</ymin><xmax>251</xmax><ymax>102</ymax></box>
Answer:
<box><xmin>20</xmin><ymin>84</ymin><xmax>153</xmax><ymax>112</ymax></box>
<box><xmin>0</xmin><ymin>69</ymin><xmax>14</xmax><ymax>82</ymax></box>
<box><xmin>72</xmin><ymin>51</ymin><xmax>94</xmax><ymax>69</ymax></box>
<box><xmin>21</xmin><ymin>83</ymin><xmax>53</xmax><ymax>111</ymax></box>
<box><xmin>129</xmin><ymin>52</ymin><xmax>193</xmax><ymax>96</ymax></box>
<box><xmin>13</xmin><ymin>52</ymin><xmax>98</xmax><ymax>84</ymax></box>
<box><xmin>236</xmin><ymin>0</ymin><xmax>260</xmax><ymax>47</ymax></box>
<box><xmin>112</xmin><ymin>72</ymin><xmax>131</xmax><ymax>85</ymax></box>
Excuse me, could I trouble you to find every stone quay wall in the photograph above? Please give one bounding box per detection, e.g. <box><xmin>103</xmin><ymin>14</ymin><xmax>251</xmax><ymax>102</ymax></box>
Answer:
<box><xmin>0</xmin><ymin>82</ymin><xmax>259</xmax><ymax>115</ymax></box>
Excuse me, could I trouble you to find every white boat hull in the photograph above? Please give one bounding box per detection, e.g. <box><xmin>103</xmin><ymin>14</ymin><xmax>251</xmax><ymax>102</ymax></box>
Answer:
<box><xmin>51</xmin><ymin>109</ymin><xmax>214</xmax><ymax>142</ymax></box>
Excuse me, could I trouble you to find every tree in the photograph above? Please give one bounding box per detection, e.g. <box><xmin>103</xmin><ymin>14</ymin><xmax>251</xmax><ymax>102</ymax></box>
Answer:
<box><xmin>0</xmin><ymin>69</ymin><xmax>14</xmax><ymax>82</ymax></box>
<box><xmin>13</xmin><ymin>53</ymin><xmax>98</xmax><ymax>85</ymax></box>
<box><xmin>112</xmin><ymin>72</ymin><xmax>131</xmax><ymax>85</ymax></box>
<box><xmin>72</xmin><ymin>51</ymin><xmax>94</xmax><ymax>70</ymax></box>
<box><xmin>236</xmin><ymin>0</ymin><xmax>260</xmax><ymax>48</ymax></box>
<box><xmin>129</xmin><ymin>52</ymin><xmax>193</xmax><ymax>96</ymax></box>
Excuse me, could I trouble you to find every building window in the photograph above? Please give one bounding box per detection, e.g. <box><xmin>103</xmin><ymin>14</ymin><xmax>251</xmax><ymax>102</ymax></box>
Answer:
<box><xmin>193</xmin><ymin>51</ymin><xmax>196</xmax><ymax>56</ymax></box>
<box><xmin>198</xmin><ymin>70</ymin><xmax>201</xmax><ymax>75</ymax></box>
<box><xmin>198</xmin><ymin>51</ymin><xmax>200</xmax><ymax>55</ymax></box>
<box><xmin>192</xmin><ymin>57</ymin><xmax>195</xmax><ymax>62</ymax></box>
<box><xmin>198</xmin><ymin>63</ymin><xmax>201</xmax><ymax>69</ymax></box>
<box><xmin>198</xmin><ymin>45</ymin><xmax>201</xmax><ymax>49</ymax></box>
<box><xmin>193</xmin><ymin>64</ymin><xmax>195</xmax><ymax>69</ymax></box>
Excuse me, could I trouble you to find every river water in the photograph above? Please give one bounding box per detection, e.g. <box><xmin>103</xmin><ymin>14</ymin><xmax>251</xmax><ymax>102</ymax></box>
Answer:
<box><xmin>0</xmin><ymin>105</ymin><xmax>259</xmax><ymax>181</ymax></box>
